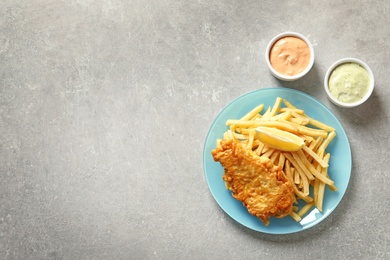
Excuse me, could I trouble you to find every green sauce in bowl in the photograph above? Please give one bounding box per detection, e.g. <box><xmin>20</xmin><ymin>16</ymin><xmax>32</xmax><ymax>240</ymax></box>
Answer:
<box><xmin>328</xmin><ymin>62</ymin><xmax>370</xmax><ymax>104</ymax></box>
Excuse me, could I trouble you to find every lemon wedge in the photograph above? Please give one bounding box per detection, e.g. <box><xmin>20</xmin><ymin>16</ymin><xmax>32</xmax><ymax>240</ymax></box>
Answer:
<box><xmin>255</xmin><ymin>126</ymin><xmax>304</xmax><ymax>152</ymax></box>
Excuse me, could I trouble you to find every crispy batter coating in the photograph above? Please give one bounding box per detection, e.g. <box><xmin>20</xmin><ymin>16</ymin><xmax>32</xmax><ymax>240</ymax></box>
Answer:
<box><xmin>212</xmin><ymin>138</ymin><xmax>295</xmax><ymax>225</ymax></box>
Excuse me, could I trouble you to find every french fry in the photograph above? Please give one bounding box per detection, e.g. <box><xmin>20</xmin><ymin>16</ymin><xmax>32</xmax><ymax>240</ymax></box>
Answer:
<box><xmin>252</xmin><ymin>139</ymin><xmax>261</xmax><ymax>149</ymax></box>
<box><xmin>308</xmin><ymin>117</ymin><xmax>335</xmax><ymax>132</ymax></box>
<box><xmin>280</xmin><ymin>110</ymin><xmax>292</xmax><ymax>121</ymax></box>
<box><xmin>290</xmin><ymin>112</ymin><xmax>310</xmax><ymax>125</ymax></box>
<box><xmin>240</xmin><ymin>127</ymin><xmax>257</xmax><ymax>135</ymax></box>
<box><xmin>284</xmin><ymin>152</ymin><xmax>315</xmax><ymax>181</ymax></box>
<box><xmin>316</xmin><ymin>153</ymin><xmax>331</xmax><ymax>211</ymax></box>
<box><xmin>303</xmin><ymin>137</ymin><xmax>329</xmax><ymax>164</ymax></box>
<box><xmin>298</xmin><ymin>202</ymin><xmax>315</xmax><ymax>217</ymax></box>
<box><xmin>279</xmin><ymin>107</ymin><xmax>304</xmax><ymax>114</ymax></box>
<box><xmin>289</xmin><ymin>211</ymin><xmax>302</xmax><ymax>222</ymax></box>
<box><xmin>278</xmin><ymin>153</ymin><xmax>286</xmax><ymax>169</ymax></box>
<box><xmin>270</xmin><ymin>151</ymin><xmax>281</xmax><ymax>165</ymax></box>
<box><xmin>232</xmin><ymin>132</ymin><xmax>248</xmax><ymax>140</ymax></box>
<box><xmin>262</xmin><ymin>147</ymin><xmax>275</xmax><ymax>158</ymax></box>
<box><xmin>317</xmin><ymin>131</ymin><xmax>336</xmax><ymax>156</ymax></box>
<box><xmin>270</xmin><ymin>112</ymin><xmax>289</xmax><ymax>122</ymax></box>
<box><xmin>285</xmin><ymin>161</ymin><xmax>313</xmax><ymax>203</ymax></box>
<box><xmin>255</xmin><ymin>142</ymin><xmax>265</xmax><ymax>155</ymax></box>
<box><xmin>226</xmin><ymin>120</ymin><xmax>299</xmax><ymax>134</ymax></box>
<box><xmin>269</xmin><ymin>97</ymin><xmax>283</xmax><ymax>118</ymax></box>
<box><xmin>295</xmin><ymin>150</ymin><xmax>334</xmax><ymax>186</ymax></box>
<box><xmin>284</xmin><ymin>98</ymin><xmax>335</xmax><ymax>131</ymax></box>
<box><xmin>296</xmin><ymin>124</ymin><xmax>329</xmax><ymax>138</ymax></box>
<box><xmin>240</xmin><ymin>104</ymin><xmax>264</xmax><ymax>121</ymax></box>
<box><xmin>246</xmin><ymin>129</ymin><xmax>256</xmax><ymax>150</ymax></box>
<box><xmin>261</xmin><ymin>107</ymin><xmax>272</xmax><ymax>120</ymax></box>
<box><xmin>294</xmin><ymin>168</ymin><xmax>300</xmax><ymax>185</ymax></box>
<box><xmin>283</xmin><ymin>99</ymin><xmax>297</xmax><ymax>109</ymax></box>
<box><xmin>289</xmin><ymin>117</ymin><xmax>310</xmax><ymax>126</ymax></box>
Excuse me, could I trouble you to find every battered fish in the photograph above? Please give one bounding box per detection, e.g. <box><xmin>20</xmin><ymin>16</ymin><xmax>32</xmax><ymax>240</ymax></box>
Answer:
<box><xmin>212</xmin><ymin>138</ymin><xmax>295</xmax><ymax>225</ymax></box>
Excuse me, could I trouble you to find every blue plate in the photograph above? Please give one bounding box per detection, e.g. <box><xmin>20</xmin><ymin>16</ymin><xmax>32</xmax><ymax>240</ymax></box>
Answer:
<box><xmin>203</xmin><ymin>88</ymin><xmax>352</xmax><ymax>234</ymax></box>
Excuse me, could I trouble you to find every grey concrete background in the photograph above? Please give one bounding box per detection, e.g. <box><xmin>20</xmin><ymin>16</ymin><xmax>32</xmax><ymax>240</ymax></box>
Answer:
<box><xmin>1</xmin><ymin>0</ymin><xmax>389</xmax><ymax>259</ymax></box>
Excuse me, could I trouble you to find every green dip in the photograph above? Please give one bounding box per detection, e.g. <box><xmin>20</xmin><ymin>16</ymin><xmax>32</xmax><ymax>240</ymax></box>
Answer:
<box><xmin>328</xmin><ymin>62</ymin><xmax>370</xmax><ymax>103</ymax></box>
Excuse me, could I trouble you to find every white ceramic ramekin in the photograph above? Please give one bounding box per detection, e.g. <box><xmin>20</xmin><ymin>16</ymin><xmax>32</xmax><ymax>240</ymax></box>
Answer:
<box><xmin>265</xmin><ymin>32</ymin><xmax>315</xmax><ymax>81</ymax></box>
<box><xmin>324</xmin><ymin>58</ymin><xmax>374</xmax><ymax>107</ymax></box>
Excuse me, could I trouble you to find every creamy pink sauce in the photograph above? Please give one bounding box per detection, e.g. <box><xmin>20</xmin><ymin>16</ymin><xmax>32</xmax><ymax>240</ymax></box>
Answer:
<box><xmin>269</xmin><ymin>36</ymin><xmax>311</xmax><ymax>76</ymax></box>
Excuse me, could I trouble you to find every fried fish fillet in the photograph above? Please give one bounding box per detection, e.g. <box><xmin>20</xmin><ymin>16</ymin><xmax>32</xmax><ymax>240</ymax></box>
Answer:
<box><xmin>212</xmin><ymin>138</ymin><xmax>295</xmax><ymax>225</ymax></box>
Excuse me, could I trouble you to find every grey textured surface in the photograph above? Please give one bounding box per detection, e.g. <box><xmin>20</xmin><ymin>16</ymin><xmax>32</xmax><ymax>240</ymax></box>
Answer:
<box><xmin>1</xmin><ymin>0</ymin><xmax>389</xmax><ymax>259</ymax></box>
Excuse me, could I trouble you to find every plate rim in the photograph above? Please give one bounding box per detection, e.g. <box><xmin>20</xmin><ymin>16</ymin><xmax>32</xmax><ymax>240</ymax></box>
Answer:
<box><xmin>203</xmin><ymin>87</ymin><xmax>352</xmax><ymax>234</ymax></box>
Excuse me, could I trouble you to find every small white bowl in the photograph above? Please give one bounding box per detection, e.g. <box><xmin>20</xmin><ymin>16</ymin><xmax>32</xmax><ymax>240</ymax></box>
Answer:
<box><xmin>265</xmin><ymin>32</ymin><xmax>315</xmax><ymax>81</ymax></box>
<box><xmin>324</xmin><ymin>58</ymin><xmax>375</xmax><ymax>108</ymax></box>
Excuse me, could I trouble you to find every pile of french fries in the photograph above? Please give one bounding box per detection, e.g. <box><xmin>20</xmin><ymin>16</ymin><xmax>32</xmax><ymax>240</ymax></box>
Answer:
<box><xmin>223</xmin><ymin>97</ymin><xmax>337</xmax><ymax>222</ymax></box>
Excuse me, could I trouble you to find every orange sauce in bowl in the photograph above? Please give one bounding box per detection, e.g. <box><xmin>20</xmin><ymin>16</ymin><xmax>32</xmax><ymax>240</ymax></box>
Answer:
<box><xmin>269</xmin><ymin>36</ymin><xmax>311</xmax><ymax>76</ymax></box>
